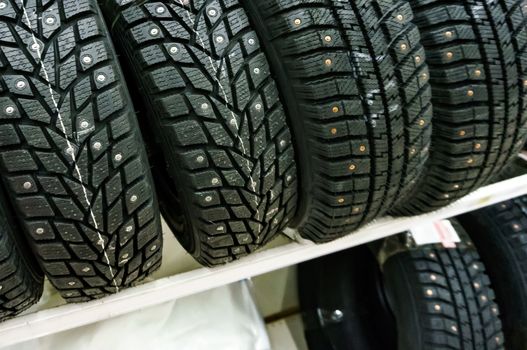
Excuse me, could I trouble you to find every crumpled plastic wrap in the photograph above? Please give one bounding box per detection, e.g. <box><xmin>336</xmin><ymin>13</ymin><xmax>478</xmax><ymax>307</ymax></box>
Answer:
<box><xmin>5</xmin><ymin>280</ymin><xmax>270</xmax><ymax>350</ymax></box>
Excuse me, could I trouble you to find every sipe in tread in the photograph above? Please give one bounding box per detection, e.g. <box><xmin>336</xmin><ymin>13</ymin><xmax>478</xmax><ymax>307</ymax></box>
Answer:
<box><xmin>102</xmin><ymin>0</ymin><xmax>298</xmax><ymax>266</ymax></box>
<box><xmin>0</xmin><ymin>0</ymin><xmax>162</xmax><ymax>301</ymax></box>
<box><xmin>244</xmin><ymin>0</ymin><xmax>432</xmax><ymax>242</ymax></box>
<box><xmin>0</xmin><ymin>187</ymin><xmax>43</xmax><ymax>322</ymax></box>
<box><xmin>392</xmin><ymin>0</ymin><xmax>527</xmax><ymax>215</ymax></box>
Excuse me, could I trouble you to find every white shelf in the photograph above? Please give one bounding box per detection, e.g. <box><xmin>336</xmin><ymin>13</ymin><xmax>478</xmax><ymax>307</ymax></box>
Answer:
<box><xmin>1</xmin><ymin>174</ymin><xmax>527</xmax><ymax>347</ymax></box>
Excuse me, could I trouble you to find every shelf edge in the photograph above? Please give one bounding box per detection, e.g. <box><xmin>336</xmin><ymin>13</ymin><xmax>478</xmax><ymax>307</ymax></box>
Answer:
<box><xmin>1</xmin><ymin>174</ymin><xmax>526</xmax><ymax>347</ymax></box>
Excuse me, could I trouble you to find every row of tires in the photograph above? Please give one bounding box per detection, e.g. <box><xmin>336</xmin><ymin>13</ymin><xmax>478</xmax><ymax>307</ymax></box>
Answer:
<box><xmin>0</xmin><ymin>0</ymin><xmax>525</xmax><ymax>321</ymax></box>
<box><xmin>300</xmin><ymin>194</ymin><xmax>527</xmax><ymax>350</ymax></box>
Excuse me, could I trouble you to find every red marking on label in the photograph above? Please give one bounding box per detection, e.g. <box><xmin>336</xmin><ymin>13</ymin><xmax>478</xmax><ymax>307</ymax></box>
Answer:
<box><xmin>434</xmin><ymin>221</ymin><xmax>456</xmax><ymax>248</ymax></box>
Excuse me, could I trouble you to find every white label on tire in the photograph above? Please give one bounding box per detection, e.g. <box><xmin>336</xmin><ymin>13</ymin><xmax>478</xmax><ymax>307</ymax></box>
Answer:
<box><xmin>410</xmin><ymin>220</ymin><xmax>461</xmax><ymax>248</ymax></box>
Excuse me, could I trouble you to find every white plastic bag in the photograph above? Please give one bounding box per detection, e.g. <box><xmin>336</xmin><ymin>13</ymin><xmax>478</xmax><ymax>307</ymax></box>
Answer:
<box><xmin>6</xmin><ymin>281</ymin><xmax>270</xmax><ymax>350</ymax></box>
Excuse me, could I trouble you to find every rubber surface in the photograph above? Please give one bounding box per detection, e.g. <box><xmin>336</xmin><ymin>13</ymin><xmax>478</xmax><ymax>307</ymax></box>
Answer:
<box><xmin>0</xmin><ymin>187</ymin><xmax>43</xmax><ymax>321</ymax></box>
<box><xmin>496</xmin><ymin>152</ymin><xmax>527</xmax><ymax>181</ymax></box>
<box><xmin>103</xmin><ymin>0</ymin><xmax>298</xmax><ymax>265</ymax></box>
<box><xmin>384</xmin><ymin>239</ymin><xmax>505</xmax><ymax>350</ymax></box>
<box><xmin>245</xmin><ymin>0</ymin><xmax>432</xmax><ymax>241</ymax></box>
<box><xmin>298</xmin><ymin>245</ymin><xmax>397</xmax><ymax>350</ymax></box>
<box><xmin>297</xmin><ymin>226</ymin><xmax>503</xmax><ymax>350</ymax></box>
<box><xmin>392</xmin><ymin>0</ymin><xmax>527</xmax><ymax>215</ymax></box>
<box><xmin>459</xmin><ymin>196</ymin><xmax>527</xmax><ymax>349</ymax></box>
<box><xmin>0</xmin><ymin>0</ymin><xmax>162</xmax><ymax>301</ymax></box>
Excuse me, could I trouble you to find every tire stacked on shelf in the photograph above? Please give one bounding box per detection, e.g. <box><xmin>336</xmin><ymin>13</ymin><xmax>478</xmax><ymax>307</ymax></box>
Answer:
<box><xmin>0</xmin><ymin>0</ymin><xmax>162</xmax><ymax>302</ymax></box>
<box><xmin>299</xmin><ymin>223</ymin><xmax>505</xmax><ymax>350</ymax></box>
<box><xmin>244</xmin><ymin>0</ymin><xmax>433</xmax><ymax>242</ymax></box>
<box><xmin>392</xmin><ymin>0</ymin><xmax>527</xmax><ymax>215</ymax></box>
<box><xmin>100</xmin><ymin>0</ymin><xmax>527</xmax><ymax>261</ymax></box>
<box><xmin>102</xmin><ymin>0</ymin><xmax>298</xmax><ymax>265</ymax></box>
<box><xmin>459</xmin><ymin>195</ymin><xmax>527</xmax><ymax>349</ymax></box>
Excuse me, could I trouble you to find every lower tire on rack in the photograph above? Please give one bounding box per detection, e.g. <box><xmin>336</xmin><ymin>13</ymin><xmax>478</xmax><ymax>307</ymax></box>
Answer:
<box><xmin>392</xmin><ymin>0</ymin><xmax>527</xmax><ymax>215</ymax></box>
<box><xmin>383</xmin><ymin>238</ymin><xmax>504</xmax><ymax>349</ymax></box>
<box><xmin>245</xmin><ymin>0</ymin><xmax>432</xmax><ymax>241</ymax></box>
<box><xmin>0</xmin><ymin>0</ymin><xmax>162</xmax><ymax>301</ymax></box>
<box><xmin>298</xmin><ymin>245</ymin><xmax>397</xmax><ymax>350</ymax></box>
<box><xmin>298</xmin><ymin>225</ymin><xmax>505</xmax><ymax>350</ymax></box>
<box><xmin>459</xmin><ymin>196</ymin><xmax>527</xmax><ymax>349</ymax></box>
<box><xmin>102</xmin><ymin>0</ymin><xmax>298</xmax><ymax>265</ymax></box>
<box><xmin>0</xmin><ymin>187</ymin><xmax>43</xmax><ymax>321</ymax></box>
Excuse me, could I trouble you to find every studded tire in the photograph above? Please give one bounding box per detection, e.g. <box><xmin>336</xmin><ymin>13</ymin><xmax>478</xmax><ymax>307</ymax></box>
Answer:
<box><xmin>297</xmin><ymin>226</ymin><xmax>503</xmax><ymax>350</ymax></box>
<box><xmin>245</xmin><ymin>0</ymin><xmax>432</xmax><ymax>242</ymax></box>
<box><xmin>459</xmin><ymin>196</ymin><xmax>527</xmax><ymax>349</ymax></box>
<box><xmin>383</xmin><ymin>235</ymin><xmax>505</xmax><ymax>350</ymax></box>
<box><xmin>0</xmin><ymin>187</ymin><xmax>43</xmax><ymax>322</ymax></box>
<box><xmin>102</xmin><ymin>0</ymin><xmax>298</xmax><ymax>266</ymax></box>
<box><xmin>0</xmin><ymin>0</ymin><xmax>162</xmax><ymax>302</ymax></box>
<box><xmin>392</xmin><ymin>0</ymin><xmax>527</xmax><ymax>215</ymax></box>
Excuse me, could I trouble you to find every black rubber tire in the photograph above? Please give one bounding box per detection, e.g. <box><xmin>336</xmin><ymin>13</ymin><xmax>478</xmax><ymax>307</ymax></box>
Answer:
<box><xmin>298</xmin><ymin>245</ymin><xmax>397</xmax><ymax>350</ymax></box>
<box><xmin>244</xmin><ymin>0</ymin><xmax>432</xmax><ymax>242</ymax></box>
<box><xmin>298</xmin><ymin>227</ymin><xmax>504</xmax><ymax>350</ymax></box>
<box><xmin>101</xmin><ymin>0</ymin><xmax>298</xmax><ymax>265</ymax></box>
<box><xmin>392</xmin><ymin>0</ymin><xmax>527</xmax><ymax>215</ymax></box>
<box><xmin>0</xmin><ymin>0</ymin><xmax>162</xmax><ymax>301</ymax></box>
<box><xmin>459</xmin><ymin>196</ymin><xmax>527</xmax><ymax>349</ymax></box>
<box><xmin>495</xmin><ymin>151</ymin><xmax>527</xmax><ymax>181</ymax></box>
<box><xmin>0</xmin><ymin>187</ymin><xmax>43</xmax><ymax>322</ymax></box>
<box><xmin>384</xmin><ymin>240</ymin><xmax>505</xmax><ymax>350</ymax></box>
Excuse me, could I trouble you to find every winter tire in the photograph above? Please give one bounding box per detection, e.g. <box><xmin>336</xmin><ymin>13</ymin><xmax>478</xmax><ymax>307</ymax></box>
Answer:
<box><xmin>0</xmin><ymin>0</ymin><xmax>162</xmax><ymax>301</ymax></box>
<box><xmin>245</xmin><ymin>0</ymin><xmax>432</xmax><ymax>242</ymax></box>
<box><xmin>392</xmin><ymin>0</ymin><xmax>527</xmax><ymax>215</ymax></box>
<box><xmin>102</xmin><ymin>0</ymin><xmax>298</xmax><ymax>265</ymax></box>
<box><xmin>459</xmin><ymin>196</ymin><xmax>527</xmax><ymax>349</ymax></box>
<box><xmin>383</xmin><ymin>235</ymin><xmax>504</xmax><ymax>349</ymax></box>
<box><xmin>298</xmin><ymin>224</ymin><xmax>505</xmax><ymax>349</ymax></box>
